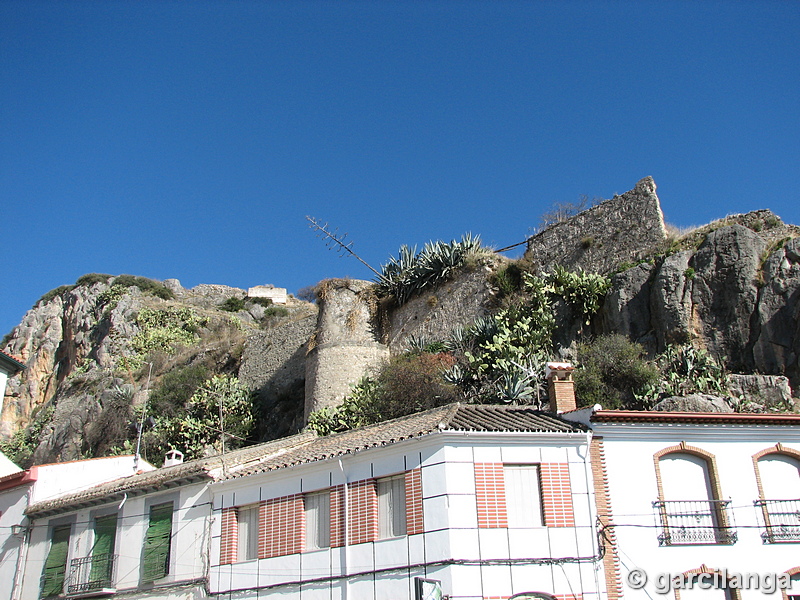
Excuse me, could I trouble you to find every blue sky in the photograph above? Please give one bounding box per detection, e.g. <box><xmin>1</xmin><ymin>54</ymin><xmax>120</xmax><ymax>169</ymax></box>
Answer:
<box><xmin>2</xmin><ymin>1</ymin><xmax>798</xmax><ymax>337</ymax></box>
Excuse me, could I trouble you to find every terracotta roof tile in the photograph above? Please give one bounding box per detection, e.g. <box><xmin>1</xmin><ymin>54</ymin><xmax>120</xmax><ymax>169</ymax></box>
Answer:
<box><xmin>0</xmin><ymin>349</ymin><xmax>25</xmax><ymax>371</ymax></box>
<box><xmin>26</xmin><ymin>403</ymin><xmax>585</xmax><ymax>517</ymax></box>
<box><xmin>591</xmin><ymin>410</ymin><xmax>800</xmax><ymax>426</ymax></box>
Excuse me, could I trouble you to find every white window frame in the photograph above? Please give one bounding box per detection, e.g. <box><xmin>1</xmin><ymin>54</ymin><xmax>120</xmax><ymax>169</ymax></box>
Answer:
<box><xmin>377</xmin><ymin>475</ymin><xmax>406</xmax><ymax>539</ymax></box>
<box><xmin>237</xmin><ymin>504</ymin><xmax>260</xmax><ymax>561</ymax></box>
<box><xmin>304</xmin><ymin>491</ymin><xmax>331</xmax><ymax>550</ymax></box>
<box><xmin>504</xmin><ymin>464</ymin><xmax>544</xmax><ymax>528</ymax></box>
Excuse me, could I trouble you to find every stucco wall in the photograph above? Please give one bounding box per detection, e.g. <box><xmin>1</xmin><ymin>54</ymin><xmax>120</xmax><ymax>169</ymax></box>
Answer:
<box><xmin>596</xmin><ymin>423</ymin><xmax>800</xmax><ymax>600</ymax></box>
<box><xmin>210</xmin><ymin>433</ymin><xmax>601</xmax><ymax>600</ymax></box>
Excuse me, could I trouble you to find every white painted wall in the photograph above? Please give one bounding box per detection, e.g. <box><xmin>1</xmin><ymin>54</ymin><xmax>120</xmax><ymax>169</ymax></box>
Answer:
<box><xmin>31</xmin><ymin>455</ymin><xmax>154</xmax><ymax>503</ymax></box>
<box><xmin>0</xmin><ymin>484</ymin><xmax>30</xmax><ymax>600</ymax></box>
<box><xmin>0</xmin><ymin>451</ymin><xmax>21</xmax><ymax>477</ymax></box>
<box><xmin>19</xmin><ymin>480</ymin><xmax>210</xmax><ymax>599</ymax></box>
<box><xmin>209</xmin><ymin>431</ymin><xmax>604</xmax><ymax>600</ymax></box>
<box><xmin>595</xmin><ymin>423</ymin><xmax>800</xmax><ymax>600</ymax></box>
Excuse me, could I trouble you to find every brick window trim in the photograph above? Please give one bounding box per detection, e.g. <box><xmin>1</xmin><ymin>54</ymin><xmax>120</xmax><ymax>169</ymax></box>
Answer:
<box><xmin>781</xmin><ymin>566</ymin><xmax>800</xmax><ymax>600</ymax></box>
<box><xmin>652</xmin><ymin>443</ymin><xmax>731</xmax><ymax>534</ymax></box>
<box><xmin>752</xmin><ymin>443</ymin><xmax>800</xmax><ymax>502</ymax></box>
<box><xmin>672</xmin><ymin>565</ymin><xmax>742</xmax><ymax>600</ymax></box>
<box><xmin>221</xmin><ymin>469</ymin><xmax>423</xmax><ymax>559</ymax></box>
<box><xmin>653</xmin><ymin>443</ymin><xmax>724</xmax><ymax>503</ymax></box>
<box><xmin>474</xmin><ymin>462</ymin><xmax>575</xmax><ymax>530</ymax></box>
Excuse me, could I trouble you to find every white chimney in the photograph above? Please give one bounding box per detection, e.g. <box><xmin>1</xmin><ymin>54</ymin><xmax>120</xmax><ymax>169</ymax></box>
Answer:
<box><xmin>163</xmin><ymin>449</ymin><xmax>184</xmax><ymax>467</ymax></box>
<box><xmin>546</xmin><ymin>362</ymin><xmax>576</xmax><ymax>413</ymax></box>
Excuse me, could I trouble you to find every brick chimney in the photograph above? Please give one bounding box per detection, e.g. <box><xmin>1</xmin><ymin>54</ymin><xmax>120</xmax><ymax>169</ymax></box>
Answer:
<box><xmin>546</xmin><ymin>362</ymin><xmax>576</xmax><ymax>413</ymax></box>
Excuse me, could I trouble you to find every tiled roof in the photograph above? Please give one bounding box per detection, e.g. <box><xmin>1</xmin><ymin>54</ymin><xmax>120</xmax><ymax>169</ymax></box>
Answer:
<box><xmin>26</xmin><ymin>432</ymin><xmax>316</xmax><ymax>517</ymax></box>
<box><xmin>592</xmin><ymin>410</ymin><xmax>800</xmax><ymax>426</ymax></box>
<box><xmin>221</xmin><ymin>403</ymin><xmax>587</xmax><ymax>480</ymax></box>
<box><xmin>0</xmin><ymin>349</ymin><xmax>25</xmax><ymax>372</ymax></box>
<box><xmin>26</xmin><ymin>403</ymin><xmax>585</xmax><ymax>517</ymax></box>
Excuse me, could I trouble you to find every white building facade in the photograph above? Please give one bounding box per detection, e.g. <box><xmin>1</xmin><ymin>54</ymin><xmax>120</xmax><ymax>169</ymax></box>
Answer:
<box><xmin>574</xmin><ymin>410</ymin><xmax>800</xmax><ymax>600</ymax></box>
<box><xmin>208</xmin><ymin>403</ymin><xmax>606</xmax><ymax>600</ymax></box>
<box><xmin>18</xmin><ymin>404</ymin><xmax>608</xmax><ymax>600</ymax></box>
<box><xmin>0</xmin><ymin>454</ymin><xmax>154</xmax><ymax>600</ymax></box>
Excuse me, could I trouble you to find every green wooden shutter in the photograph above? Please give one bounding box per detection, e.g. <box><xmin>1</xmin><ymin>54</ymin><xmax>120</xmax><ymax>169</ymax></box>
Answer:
<box><xmin>41</xmin><ymin>524</ymin><xmax>71</xmax><ymax>597</ymax></box>
<box><xmin>90</xmin><ymin>514</ymin><xmax>117</xmax><ymax>583</ymax></box>
<box><xmin>142</xmin><ymin>503</ymin><xmax>173</xmax><ymax>583</ymax></box>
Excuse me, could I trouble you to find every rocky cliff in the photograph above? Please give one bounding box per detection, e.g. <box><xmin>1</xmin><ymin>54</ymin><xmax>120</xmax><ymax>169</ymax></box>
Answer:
<box><xmin>1</xmin><ymin>277</ymin><xmax>315</xmax><ymax>465</ymax></box>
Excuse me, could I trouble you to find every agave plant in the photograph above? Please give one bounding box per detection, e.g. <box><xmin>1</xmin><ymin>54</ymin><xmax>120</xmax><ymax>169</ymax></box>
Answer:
<box><xmin>375</xmin><ymin>234</ymin><xmax>484</xmax><ymax>305</ymax></box>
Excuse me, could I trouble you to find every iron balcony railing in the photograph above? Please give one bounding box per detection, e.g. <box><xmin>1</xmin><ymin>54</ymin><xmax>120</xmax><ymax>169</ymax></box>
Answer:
<box><xmin>66</xmin><ymin>553</ymin><xmax>116</xmax><ymax>596</ymax></box>
<box><xmin>755</xmin><ymin>498</ymin><xmax>800</xmax><ymax>543</ymax></box>
<box><xmin>653</xmin><ymin>499</ymin><xmax>737</xmax><ymax>546</ymax></box>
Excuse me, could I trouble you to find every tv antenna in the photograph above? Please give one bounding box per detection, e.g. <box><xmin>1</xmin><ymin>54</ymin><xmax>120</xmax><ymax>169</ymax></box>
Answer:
<box><xmin>306</xmin><ymin>216</ymin><xmax>382</xmax><ymax>278</ymax></box>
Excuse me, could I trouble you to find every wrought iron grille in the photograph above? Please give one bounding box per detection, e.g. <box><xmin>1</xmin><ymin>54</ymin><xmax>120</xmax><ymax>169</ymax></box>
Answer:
<box><xmin>755</xmin><ymin>498</ymin><xmax>800</xmax><ymax>543</ymax></box>
<box><xmin>653</xmin><ymin>499</ymin><xmax>737</xmax><ymax>546</ymax></box>
<box><xmin>66</xmin><ymin>553</ymin><xmax>116</xmax><ymax>595</ymax></box>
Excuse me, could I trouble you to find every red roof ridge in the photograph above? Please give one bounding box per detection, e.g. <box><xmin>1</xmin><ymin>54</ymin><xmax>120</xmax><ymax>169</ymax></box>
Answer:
<box><xmin>592</xmin><ymin>410</ymin><xmax>800</xmax><ymax>424</ymax></box>
<box><xmin>0</xmin><ymin>348</ymin><xmax>25</xmax><ymax>369</ymax></box>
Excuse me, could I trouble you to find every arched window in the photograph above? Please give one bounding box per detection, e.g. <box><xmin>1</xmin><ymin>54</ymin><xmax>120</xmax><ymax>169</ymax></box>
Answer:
<box><xmin>753</xmin><ymin>446</ymin><xmax>800</xmax><ymax>543</ymax></box>
<box><xmin>673</xmin><ymin>565</ymin><xmax>741</xmax><ymax>600</ymax></box>
<box><xmin>653</xmin><ymin>445</ymin><xmax>735</xmax><ymax>546</ymax></box>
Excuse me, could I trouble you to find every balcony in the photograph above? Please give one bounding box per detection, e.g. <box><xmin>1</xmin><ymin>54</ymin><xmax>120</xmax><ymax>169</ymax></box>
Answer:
<box><xmin>66</xmin><ymin>554</ymin><xmax>116</xmax><ymax>597</ymax></box>
<box><xmin>755</xmin><ymin>498</ymin><xmax>800</xmax><ymax>543</ymax></box>
<box><xmin>653</xmin><ymin>499</ymin><xmax>737</xmax><ymax>546</ymax></box>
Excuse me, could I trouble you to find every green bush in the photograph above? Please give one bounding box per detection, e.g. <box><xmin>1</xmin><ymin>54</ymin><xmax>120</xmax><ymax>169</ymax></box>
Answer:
<box><xmin>114</xmin><ymin>275</ymin><xmax>174</xmax><ymax>300</ymax></box>
<box><xmin>307</xmin><ymin>353</ymin><xmax>459</xmax><ymax>435</ymax></box>
<box><xmin>121</xmin><ymin>307</ymin><xmax>205</xmax><ymax>370</ymax></box>
<box><xmin>138</xmin><ymin>374</ymin><xmax>255</xmax><ymax>461</ymax></box>
<box><xmin>574</xmin><ymin>335</ymin><xmax>659</xmax><ymax>409</ymax></box>
<box><xmin>248</xmin><ymin>297</ymin><xmax>274</xmax><ymax>308</ymax></box>
<box><xmin>264</xmin><ymin>306</ymin><xmax>289</xmax><ymax>318</ymax></box>
<box><xmin>147</xmin><ymin>364</ymin><xmax>209</xmax><ymax>419</ymax></box>
<box><xmin>36</xmin><ymin>285</ymin><xmax>75</xmax><ymax>307</ymax></box>
<box><xmin>374</xmin><ymin>353</ymin><xmax>459</xmax><ymax>419</ymax></box>
<box><xmin>219</xmin><ymin>297</ymin><xmax>246</xmax><ymax>312</ymax></box>
<box><xmin>76</xmin><ymin>273</ymin><xmax>113</xmax><ymax>286</ymax></box>
<box><xmin>635</xmin><ymin>344</ymin><xmax>729</xmax><ymax>405</ymax></box>
<box><xmin>307</xmin><ymin>377</ymin><xmax>382</xmax><ymax>436</ymax></box>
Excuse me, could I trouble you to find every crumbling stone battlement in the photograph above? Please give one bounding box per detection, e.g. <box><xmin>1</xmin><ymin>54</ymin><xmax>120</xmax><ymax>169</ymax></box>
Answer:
<box><xmin>524</xmin><ymin>177</ymin><xmax>668</xmax><ymax>274</ymax></box>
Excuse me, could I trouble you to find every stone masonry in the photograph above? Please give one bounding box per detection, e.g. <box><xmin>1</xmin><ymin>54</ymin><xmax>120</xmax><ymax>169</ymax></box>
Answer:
<box><xmin>524</xmin><ymin>177</ymin><xmax>668</xmax><ymax>274</ymax></box>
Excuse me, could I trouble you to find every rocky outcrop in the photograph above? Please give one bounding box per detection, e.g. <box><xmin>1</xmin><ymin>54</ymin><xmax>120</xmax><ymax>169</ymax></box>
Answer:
<box><xmin>1</xmin><ymin>277</ymin><xmax>315</xmax><ymax>464</ymax></box>
<box><xmin>653</xmin><ymin>394</ymin><xmax>734</xmax><ymax>413</ymax></box>
<box><xmin>601</xmin><ymin>215</ymin><xmax>800</xmax><ymax>392</ymax></box>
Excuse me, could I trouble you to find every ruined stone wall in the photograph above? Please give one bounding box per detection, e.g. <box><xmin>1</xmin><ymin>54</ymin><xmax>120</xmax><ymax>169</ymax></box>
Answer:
<box><xmin>524</xmin><ymin>177</ymin><xmax>667</xmax><ymax>274</ymax></box>
<box><xmin>386</xmin><ymin>264</ymin><xmax>496</xmax><ymax>353</ymax></box>
<box><xmin>304</xmin><ymin>279</ymin><xmax>389</xmax><ymax>420</ymax></box>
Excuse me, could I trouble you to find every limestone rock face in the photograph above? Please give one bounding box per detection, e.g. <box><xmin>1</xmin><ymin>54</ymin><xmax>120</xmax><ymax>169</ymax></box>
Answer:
<box><xmin>690</xmin><ymin>225</ymin><xmax>766</xmax><ymax>370</ymax></box>
<box><xmin>600</xmin><ymin>217</ymin><xmax>800</xmax><ymax>392</ymax></box>
<box><xmin>653</xmin><ymin>394</ymin><xmax>734</xmax><ymax>413</ymax></box>
<box><xmin>1</xmin><ymin>276</ymin><xmax>315</xmax><ymax>465</ymax></box>
<box><xmin>751</xmin><ymin>237</ymin><xmax>800</xmax><ymax>380</ymax></box>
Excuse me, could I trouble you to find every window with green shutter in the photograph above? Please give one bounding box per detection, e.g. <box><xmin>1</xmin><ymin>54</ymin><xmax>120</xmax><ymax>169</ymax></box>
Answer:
<box><xmin>141</xmin><ymin>502</ymin><xmax>173</xmax><ymax>583</ymax></box>
<box><xmin>41</xmin><ymin>524</ymin><xmax>71</xmax><ymax>597</ymax></box>
<box><xmin>89</xmin><ymin>514</ymin><xmax>117</xmax><ymax>585</ymax></box>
